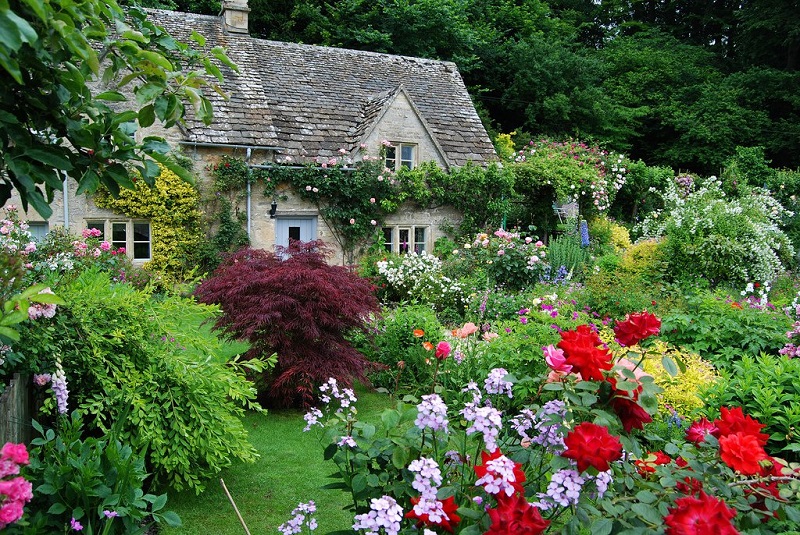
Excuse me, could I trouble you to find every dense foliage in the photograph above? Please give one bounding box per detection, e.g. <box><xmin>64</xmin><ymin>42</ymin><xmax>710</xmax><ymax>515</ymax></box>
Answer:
<box><xmin>194</xmin><ymin>241</ymin><xmax>380</xmax><ymax>407</ymax></box>
<box><xmin>13</xmin><ymin>269</ymin><xmax>262</xmax><ymax>493</ymax></box>
<box><xmin>0</xmin><ymin>0</ymin><xmax>235</xmax><ymax>216</ymax></box>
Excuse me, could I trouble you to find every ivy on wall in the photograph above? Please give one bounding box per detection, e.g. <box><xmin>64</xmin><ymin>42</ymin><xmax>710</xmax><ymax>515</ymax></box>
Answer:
<box><xmin>94</xmin><ymin>164</ymin><xmax>204</xmax><ymax>286</ymax></box>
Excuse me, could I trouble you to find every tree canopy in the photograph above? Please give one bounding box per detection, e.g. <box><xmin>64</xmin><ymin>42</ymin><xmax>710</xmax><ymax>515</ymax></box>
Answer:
<box><xmin>0</xmin><ymin>0</ymin><xmax>236</xmax><ymax>217</ymax></box>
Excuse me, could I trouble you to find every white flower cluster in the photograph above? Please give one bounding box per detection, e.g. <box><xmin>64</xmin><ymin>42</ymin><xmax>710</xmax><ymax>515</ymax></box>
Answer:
<box><xmin>376</xmin><ymin>252</ymin><xmax>465</xmax><ymax>310</ymax></box>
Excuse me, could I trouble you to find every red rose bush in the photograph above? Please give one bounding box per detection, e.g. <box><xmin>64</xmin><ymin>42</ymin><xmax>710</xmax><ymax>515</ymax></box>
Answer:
<box><xmin>296</xmin><ymin>312</ymin><xmax>800</xmax><ymax>534</ymax></box>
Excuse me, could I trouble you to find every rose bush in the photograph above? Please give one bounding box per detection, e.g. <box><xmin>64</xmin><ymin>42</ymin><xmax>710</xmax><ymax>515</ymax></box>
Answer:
<box><xmin>298</xmin><ymin>311</ymin><xmax>800</xmax><ymax>534</ymax></box>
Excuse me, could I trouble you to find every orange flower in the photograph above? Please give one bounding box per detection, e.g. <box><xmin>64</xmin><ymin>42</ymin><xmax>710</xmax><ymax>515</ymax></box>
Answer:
<box><xmin>423</xmin><ymin>341</ymin><xmax>434</xmax><ymax>351</ymax></box>
<box><xmin>731</xmin><ymin>302</ymin><xmax>742</xmax><ymax>309</ymax></box>
<box><xmin>413</xmin><ymin>329</ymin><xmax>425</xmax><ymax>338</ymax></box>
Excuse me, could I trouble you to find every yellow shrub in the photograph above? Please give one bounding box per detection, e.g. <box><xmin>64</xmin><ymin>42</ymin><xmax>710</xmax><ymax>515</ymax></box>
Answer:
<box><xmin>639</xmin><ymin>340</ymin><xmax>718</xmax><ymax>416</ymax></box>
<box><xmin>609</xmin><ymin>224</ymin><xmax>632</xmax><ymax>251</ymax></box>
<box><xmin>619</xmin><ymin>238</ymin><xmax>666</xmax><ymax>276</ymax></box>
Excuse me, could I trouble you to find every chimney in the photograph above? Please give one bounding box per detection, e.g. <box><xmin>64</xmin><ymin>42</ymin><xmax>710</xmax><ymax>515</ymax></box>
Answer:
<box><xmin>221</xmin><ymin>0</ymin><xmax>250</xmax><ymax>34</ymax></box>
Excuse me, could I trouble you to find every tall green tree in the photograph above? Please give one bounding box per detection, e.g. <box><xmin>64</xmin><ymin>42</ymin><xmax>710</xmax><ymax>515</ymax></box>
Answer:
<box><xmin>0</xmin><ymin>0</ymin><xmax>235</xmax><ymax>217</ymax></box>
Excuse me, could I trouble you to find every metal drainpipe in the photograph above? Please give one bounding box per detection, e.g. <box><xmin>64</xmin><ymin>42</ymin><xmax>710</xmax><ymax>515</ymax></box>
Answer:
<box><xmin>246</xmin><ymin>148</ymin><xmax>252</xmax><ymax>238</ymax></box>
<box><xmin>62</xmin><ymin>172</ymin><xmax>69</xmax><ymax>229</ymax></box>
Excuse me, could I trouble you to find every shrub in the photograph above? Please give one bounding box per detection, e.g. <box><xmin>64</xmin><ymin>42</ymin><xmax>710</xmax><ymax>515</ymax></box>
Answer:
<box><xmin>635</xmin><ymin>175</ymin><xmax>795</xmax><ymax>287</ymax></box>
<box><xmin>194</xmin><ymin>241</ymin><xmax>380</xmax><ymax>408</ymax></box>
<box><xmin>545</xmin><ymin>233</ymin><xmax>588</xmax><ymax>280</ymax></box>
<box><xmin>660</xmin><ymin>292</ymin><xmax>792</xmax><ymax>369</ymax></box>
<box><xmin>636</xmin><ymin>340</ymin><xmax>719</xmax><ymax>417</ymax></box>
<box><xmin>94</xmin><ymin>164</ymin><xmax>204</xmax><ymax>288</ymax></box>
<box><xmin>701</xmin><ymin>352</ymin><xmax>800</xmax><ymax>460</ymax></box>
<box><xmin>15</xmin><ymin>414</ymin><xmax>180</xmax><ymax>533</ymax></box>
<box><xmin>375</xmin><ymin>251</ymin><xmax>467</xmax><ymax>317</ymax></box>
<box><xmin>17</xmin><ymin>269</ymin><xmax>261</xmax><ymax>493</ymax></box>
<box><xmin>355</xmin><ymin>305</ymin><xmax>445</xmax><ymax>396</ymax></box>
<box><xmin>455</xmin><ymin>229</ymin><xmax>548</xmax><ymax>291</ymax></box>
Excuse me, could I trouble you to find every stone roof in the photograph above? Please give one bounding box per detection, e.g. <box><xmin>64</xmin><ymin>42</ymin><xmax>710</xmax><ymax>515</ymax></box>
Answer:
<box><xmin>147</xmin><ymin>9</ymin><xmax>497</xmax><ymax>167</ymax></box>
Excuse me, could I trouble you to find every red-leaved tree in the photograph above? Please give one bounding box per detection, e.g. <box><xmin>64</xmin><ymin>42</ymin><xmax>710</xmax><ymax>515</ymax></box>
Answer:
<box><xmin>194</xmin><ymin>241</ymin><xmax>380</xmax><ymax>407</ymax></box>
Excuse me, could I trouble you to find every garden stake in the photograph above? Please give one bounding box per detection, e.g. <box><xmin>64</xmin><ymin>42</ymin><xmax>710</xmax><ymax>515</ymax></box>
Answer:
<box><xmin>220</xmin><ymin>478</ymin><xmax>252</xmax><ymax>535</ymax></box>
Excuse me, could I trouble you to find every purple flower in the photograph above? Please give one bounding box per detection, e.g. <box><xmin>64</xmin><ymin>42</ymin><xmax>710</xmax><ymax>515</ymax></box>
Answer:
<box><xmin>103</xmin><ymin>510</ymin><xmax>119</xmax><ymax>519</ymax></box>
<box><xmin>70</xmin><ymin>518</ymin><xmax>83</xmax><ymax>531</ymax></box>
<box><xmin>337</xmin><ymin>435</ymin><xmax>357</xmax><ymax>448</ymax></box>
<box><xmin>536</xmin><ymin>469</ymin><xmax>586</xmax><ymax>509</ymax></box>
<box><xmin>464</xmin><ymin>406</ymin><xmax>503</xmax><ymax>452</ymax></box>
<box><xmin>353</xmin><ymin>496</ymin><xmax>403</xmax><ymax>535</ymax></box>
<box><xmin>302</xmin><ymin>408</ymin><xmax>323</xmax><ymax>432</ymax></box>
<box><xmin>484</xmin><ymin>368</ymin><xmax>513</xmax><ymax>398</ymax></box>
<box><xmin>52</xmin><ymin>359</ymin><xmax>69</xmax><ymax>415</ymax></box>
<box><xmin>415</xmin><ymin>394</ymin><xmax>449</xmax><ymax>432</ymax></box>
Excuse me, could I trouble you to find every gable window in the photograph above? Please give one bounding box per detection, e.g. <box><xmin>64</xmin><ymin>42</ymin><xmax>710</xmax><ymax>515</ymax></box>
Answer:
<box><xmin>382</xmin><ymin>225</ymin><xmax>427</xmax><ymax>254</ymax></box>
<box><xmin>86</xmin><ymin>219</ymin><xmax>151</xmax><ymax>261</ymax></box>
<box><xmin>385</xmin><ymin>143</ymin><xmax>416</xmax><ymax>170</ymax></box>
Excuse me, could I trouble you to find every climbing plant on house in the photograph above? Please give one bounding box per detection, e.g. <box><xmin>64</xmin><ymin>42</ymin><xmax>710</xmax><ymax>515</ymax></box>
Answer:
<box><xmin>94</xmin><ymin>164</ymin><xmax>204</xmax><ymax>287</ymax></box>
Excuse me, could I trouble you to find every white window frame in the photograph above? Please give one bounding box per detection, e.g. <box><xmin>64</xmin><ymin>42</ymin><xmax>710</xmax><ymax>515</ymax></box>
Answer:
<box><xmin>86</xmin><ymin>219</ymin><xmax>151</xmax><ymax>261</ymax></box>
<box><xmin>382</xmin><ymin>225</ymin><xmax>428</xmax><ymax>254</ymax></box>
<box><xmin>384</xmin><ymin>143</ymin><xmax>417</xmax><ymax>171</ymax></box>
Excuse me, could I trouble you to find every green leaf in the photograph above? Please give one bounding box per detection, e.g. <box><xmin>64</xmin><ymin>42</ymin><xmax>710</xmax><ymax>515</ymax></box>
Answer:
<box><xmin>591</xmin><ymin>518</ymin><xmax>613</xmax><ymax>535</ymax></box>
<box><xmin>24</xmin><ymin>148</ymin><xmax>73</xmax><ymax>170</ymax></box>
<box><xmin>138</xmin><ymin>104</ymin><xmax>155</xmax><ymax>128</ymax></box>
<box><xmin>391</xmin><ymin>446</ymin><xmax>407</xmax><ymax>469</ymax></box>
<box><xmin>141</xmin><ymin>137</ymin><xmax>170</xmax><ymax>154</ymax></box>
<box><xmin>160</xmin><ymin>511</ymin><xmax>182</xmax><ymax>527</ymax></box>
<box><xmin>381</xmin><ymin>409</ymin><xmax>400</xmax><ymax>429</ymax></box>
<box><xmin>635</xmin><ymin>490</ymin><xmax>657</xmax><ymax>504</ymax></box>
<box><xmin>631</xmin><ymin>502</ymin><xmax>662</xmax><ymax>524</ymax></box>
<box><xmin>190</xmin><ymin>30</ymin><xmax>206</xmax><ymax>47</ymax></box>
<box><xmin>135</xmin><ymin>82</ymin><xmax>167</xmax><ymax>105</ymax></box>
<box><xmin>0</xmin><ymin>325</ymin><xmax>20</xmax><ymax>341</ymax></box>
<box><xmin>211</xmin><ymin>46</ymin><xmax>239</xmax><ymax>72</ymax></box>
<box><xmin>151</xmin><ymin>493</ymin><xmax>168</xmax><ymax>512</ymax></box>
<box><xmin>96</xmin><ymin>91</ymin><xmax>128</xmax><ymax>102</ymax></box>
<box><xmin>661</xmin><ymin>355</ymin><xmax>679</xmax><ymax>376</ymax></box>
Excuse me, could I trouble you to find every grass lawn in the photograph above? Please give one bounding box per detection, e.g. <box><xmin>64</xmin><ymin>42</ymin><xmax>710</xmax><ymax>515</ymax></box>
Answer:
<box><xmin>162</xmin><ymin>385</ymin><xmax>392</xmax><ymax>534</ymax></box>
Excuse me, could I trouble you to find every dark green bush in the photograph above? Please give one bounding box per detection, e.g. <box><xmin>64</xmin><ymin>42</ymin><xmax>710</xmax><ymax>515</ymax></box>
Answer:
<box><xmin>701</xmin><ymin>353</ymin><xmax>800</xmax><ymax>461</ymax></box>
<box><xmin>660</xmin><ymin>292</ymin><xmax>792</xmax><ymax>369</ymax></box>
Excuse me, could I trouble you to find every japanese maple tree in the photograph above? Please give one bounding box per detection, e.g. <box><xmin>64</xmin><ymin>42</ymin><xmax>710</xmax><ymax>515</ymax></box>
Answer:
<box><xmin>194</xmin><ymin>241</ymin><xmax>379</xmax><ymax>407</ymax></box>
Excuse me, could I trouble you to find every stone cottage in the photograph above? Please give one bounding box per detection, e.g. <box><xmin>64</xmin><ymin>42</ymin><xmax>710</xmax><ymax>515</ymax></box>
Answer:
<box><xmin>6</xmin><ymin>1</ymin><xmax>497</xmax><ymax>265</ymax></box>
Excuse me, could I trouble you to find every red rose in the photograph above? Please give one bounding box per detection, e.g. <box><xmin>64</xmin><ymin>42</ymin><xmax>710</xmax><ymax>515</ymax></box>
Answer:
<box><xmin>557</xmin><ymin>325</ymin><xmax>613</xmax><ymax>381</ymax></box>
<box><xmin>675</xmin><ymin>457</ymin><xmax>703</xmax><ymax>495</ymax></box>
<box><xmin>714</xmin><ymin>407</ymin><xmax>769</xmax><ymax>445</ymax></box>
<box><xmin>664</xmin><ymin>492</ymin><xmax>739</xmax><ymax>535</ymax></box>
<box><xmin>635</xmin><ymin>450</ymin><xmax>671</xmax><ymax>477</ymax></box>
<box><xmin>405</xmin><ymin>495</ymin><xmax>461</xmax><ymax>533</ymax></box>
<box><xmin>607</xmin><ymin>378</ymin><xmax>652</xmax><ymax>432</ymax></box>
<box><xmin>561</xmin><ymin>422</ymin><xmax>623</xmax><ymax>473</ymax></box>
<box><xmin>719</xmin><ymin>432</ymin><xmax>768</xmax><ymax>475</ymax></box>
<box><xmin>614</xmin><ymin>311</ymin><xmax>661</xmax><ymax>347</ymax></box>
<box><xmin>685</xmin><ymin>417</ymin><xmax>718</xmax><ymax>445</ymax></box>
<box><xmin>484</xmin><ymin>493</ymin><xmax>550</xmax><ymax>535</ymax></box>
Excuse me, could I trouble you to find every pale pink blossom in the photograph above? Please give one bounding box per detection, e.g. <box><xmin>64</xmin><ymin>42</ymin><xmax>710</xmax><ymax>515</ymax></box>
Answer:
<box><xmin>543</xmin><ymin>345</ymin><xmax>572</xmax><ymax>374</ymax></box>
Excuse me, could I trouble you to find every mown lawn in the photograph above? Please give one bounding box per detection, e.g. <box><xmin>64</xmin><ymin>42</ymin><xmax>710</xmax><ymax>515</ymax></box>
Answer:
<box><xmin>162</xmin><ymin>385</ymin><xmax>392</xmax><ymax>534</ymax></box>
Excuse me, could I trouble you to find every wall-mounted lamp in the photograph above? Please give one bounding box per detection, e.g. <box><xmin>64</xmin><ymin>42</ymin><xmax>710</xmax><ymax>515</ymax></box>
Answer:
<box><xmin>269</xmin><ymin>200</ymin><xmax>278</xmax><ymax>219</ymax></box>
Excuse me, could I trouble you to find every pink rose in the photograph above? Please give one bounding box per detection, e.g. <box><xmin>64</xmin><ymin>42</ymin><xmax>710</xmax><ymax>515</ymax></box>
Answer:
<box><xmin>435</xmin><ymin>341</ymin><xmax>451</xmax><ymax>360</ymax></box>
<box><xmin>542</xmin><ymin>345</ymin><xmax>572</xmax><ymax>374</ymax></box>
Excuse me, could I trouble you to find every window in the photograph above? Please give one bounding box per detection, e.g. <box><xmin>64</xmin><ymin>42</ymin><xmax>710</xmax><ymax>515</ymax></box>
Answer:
<box><xmin>382</xmin><ymin>225</ymin><xmax>427</xmax><ymax>254</ymax></box>
<box><xmin>86</xmin><ymin>220</ymin><xmax>151</xmax><ymax>260</ymax></box>
<box><xmin>27</xmin><ymin>222</ymin><xmax>49</xmax><ymax>242</ymax></box>
<box><xmin>385</xmin><ymin>143</ymin><xmax>416</xmax><ymax>170</ymax></box>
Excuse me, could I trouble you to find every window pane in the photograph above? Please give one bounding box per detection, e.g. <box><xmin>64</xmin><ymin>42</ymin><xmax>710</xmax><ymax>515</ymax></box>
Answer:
<box><xmin>112</xmin><ymin>223</ymin><xmax>126</xmax><ymax>247</ymax></box>
<box><xmin>133</xmin><ymin>242</ymin><xmax>150</xmax><ymax>259</ymax></box>
<box><xmin>27</xmin><ymin>222</ymin><xmax>49</xmax><ymax>242</ymax></box>
<box><xmin>289</xmin><ymin>226</ymin><xmax>301</xmax><ymax>241</ymax></box>
<box><xmin>382</xmin><ymin>227</ymin><xmax>393</xmax><ymax>252</ymax></box>
<box><xmin>400</xmin><ymin>145</ymin><xmax>414</xmax><ymax>169</ymax></box>
<box><xmin>133</xmin><ymin>223</ymin><xmax>150</xmax><ymax>241</ymax></box>
<box><xmin>385</xmin><ymin>146</ymin><xmax>396</xmax><ymax>169</ymax></box>
<box><xmin>399</xmin><ymin>229</ymin><xmax>410</xmax><ymax>254</ymax></box>
<box><xmin>414</xmin><ymin>227</ymin><xmax>426</xmax><ymax>254</ymax></box>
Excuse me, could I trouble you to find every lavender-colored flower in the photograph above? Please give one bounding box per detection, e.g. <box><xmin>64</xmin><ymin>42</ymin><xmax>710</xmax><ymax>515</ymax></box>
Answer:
<box><xmin>279</xmin><ymin>501</ymin><xmax>318</xmax><ymax>535</ymax></box>
<box><xmin>465</xmin><ymin>406</ymin><xmax>503</xmax><ymax>452</ymax></box>
<box><xmin>103</xmin><ymin>510</ymin><xmax>119</xmax><ymax>519</ymax></box>
<box><xmin>353</xmin><ymin>496</ymin><xmax>403</xmax><ymax>535</ymax></box>
<box><xmin>484</xmin><ymin>368</ymin><xmax>513</xmax><ymax>398</ymax></box>
<box><xmin>408</xmin><ymin>457</ymin><xmax>442</xmax><ymax>496</ymax></box>
<box><xmin>453</xmin><ymin>350</ymin><xmax>464</xmax><ymax>365</ymax></box>
<box><xmin>303</xmin><ymin>408</ymin><xmax>324</xmax><ymax>432</ymax></box>
<box><xmin>52</xmin><ymin>359</ymin><xmax>69</xmax><ymax>415</ymax></box>
<box><xmin>475</xmin><ymin>454</ymin><xmax>521</xmax><ymax>497</ymax></box>
<box><xmin>536</xmin><ymin>469</ymin><xmax>585</xmax><ymax>509</ymax></box>
<box><xmin>415</xmin><ymin>394</ymin><xmax>449</xmax><ymax>432</ymax></box>
<box><xmin>70</xmin><ymin>518</ymin><xmax>83</xmax><ymax>531</ymax></box>
<box><xmin>337</xmin><ymin>435</ymin><xmax>357</xmax><ymax>448</ymax></box>
<box><xmin>579</xmin><ymin>219</ymin><xmax>590</xmax><ymax>247</ymax></box>
<box><xmin>587</xmin><ymin>470</ymin><xmax>613</xmax><ymax>499</ymax></box>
